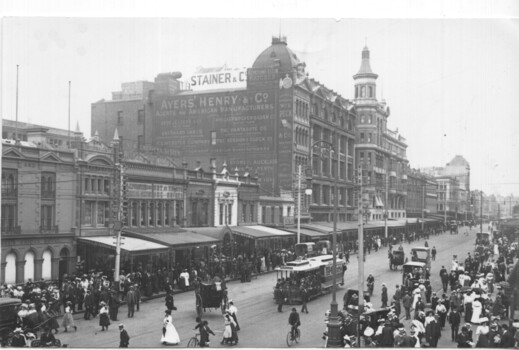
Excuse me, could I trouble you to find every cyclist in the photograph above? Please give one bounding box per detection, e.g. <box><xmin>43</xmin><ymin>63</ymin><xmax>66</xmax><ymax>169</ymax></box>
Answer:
<box><xmin>288</xmin><ymin>308</ymin><xmax>301</xmax><ymax>340</ymax></box>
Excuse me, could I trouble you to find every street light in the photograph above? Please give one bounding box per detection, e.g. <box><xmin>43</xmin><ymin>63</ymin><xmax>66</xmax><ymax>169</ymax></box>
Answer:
<box><xmin>310</xmin><ymin>139</ymin><xmax>340</xmax><ymax>347</ymax></box>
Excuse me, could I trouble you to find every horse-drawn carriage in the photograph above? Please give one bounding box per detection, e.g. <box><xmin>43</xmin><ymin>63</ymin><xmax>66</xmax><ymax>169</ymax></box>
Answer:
<box><xmin>388</xmin><ymin>250</ymin><xmax>406</xmax><ymax>270</ymax></box>
<box><xmin>194</xmin><ymin>278</ymin><xmax>228</xmax><ymax>317</ymax></box>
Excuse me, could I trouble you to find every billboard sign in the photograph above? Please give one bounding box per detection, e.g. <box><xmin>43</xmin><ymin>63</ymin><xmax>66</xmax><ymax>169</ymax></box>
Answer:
<box><xmin>188</xmin><ymin>68</ymin><xmax>247</xmax><ymax>91</ymax></box>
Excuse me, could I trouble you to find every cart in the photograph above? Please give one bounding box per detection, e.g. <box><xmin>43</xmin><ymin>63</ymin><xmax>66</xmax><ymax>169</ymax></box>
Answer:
<box><xmin>194</xmin><ymin>278</ymin><xmax>228</xmax><ymax>318</ymax></box>
<box><xmin>389</xmin><ymin>250</ymin><xmax>406</xmax><ymax>270</ymax></box>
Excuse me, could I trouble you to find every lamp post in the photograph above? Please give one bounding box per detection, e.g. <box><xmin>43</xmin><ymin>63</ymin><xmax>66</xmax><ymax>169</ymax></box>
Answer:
<box><xmin>310</xmin><ymin>139</ymin><xmax>340</xmax><ymax>347</ymax></box>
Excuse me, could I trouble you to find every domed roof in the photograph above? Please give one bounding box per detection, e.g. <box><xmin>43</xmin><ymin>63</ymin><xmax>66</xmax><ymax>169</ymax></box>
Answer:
<box><xmin>252</xmin><ymin>36</ymin><xmax>303</xmax><ymax>74</ymax></box>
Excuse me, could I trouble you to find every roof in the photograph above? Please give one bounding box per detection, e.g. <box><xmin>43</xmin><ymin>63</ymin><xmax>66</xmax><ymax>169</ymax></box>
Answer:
<box><xmin>77</xmin><ymin>236</ymin><xmax>168</xmax><ymax>256</ymax></box>
<box><xmin>252</xmin><ymin>36</ymin><xmax>303</xmax><ymax>74</ymax></box>
<box><xmin>403</xmin><ymin>261</ymin><xmax>426</xmax><ymax>267</ymax></box>
<box><xmin>446</xmin><ymin>155</ymin><xmax>470</xmax><ymax>167</ymax></box>
<box><xmin>353</xmin><ymin>46</ymin><xmax>378</xmax><ymax>80</ymax></box>
<box><xmin>232</xmin><ymin>225</ymin><xmax>294</xmax><ymax>239</ymax></box>
<box><xmin>123</xmin><ymin>229</ymin><xmax>219</xmax><ymax>248</ymax></box>
<box><xmin>283</xmin><ymin>227</ymin><xmax>330</xmax><ymax>238</ymax></box>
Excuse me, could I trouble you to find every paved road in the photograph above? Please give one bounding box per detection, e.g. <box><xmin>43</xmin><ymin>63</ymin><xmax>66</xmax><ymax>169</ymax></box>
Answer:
<box><xmin>55</xmin><ymin>226</ymin><xmax>481</xmax><ymax>348</ymax></box>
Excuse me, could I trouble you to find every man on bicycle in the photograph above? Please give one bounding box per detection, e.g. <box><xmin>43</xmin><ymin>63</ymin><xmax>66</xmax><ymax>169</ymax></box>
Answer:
<box><xmin>288</xmin><ymin>308</ymin><xmax>301</xmax><ymax>340</ymax></box>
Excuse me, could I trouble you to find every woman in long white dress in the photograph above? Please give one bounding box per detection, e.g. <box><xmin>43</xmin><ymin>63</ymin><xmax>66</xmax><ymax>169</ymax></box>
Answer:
<box><xmin>161</xmin><ymin>310</ymin><xmax>180</xmax><ymax>345</ymax></box>
<box><xmin>471</xmin><ymin>298</ymin><xmax>483</xmax><ymax>324</ymax></box>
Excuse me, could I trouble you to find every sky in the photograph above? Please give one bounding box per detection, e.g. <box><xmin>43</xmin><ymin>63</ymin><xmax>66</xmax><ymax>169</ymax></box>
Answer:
<box><xmin>2</xmin><ymin>1</ymin><xmax>519</xmax><ymax>196</ymax></box>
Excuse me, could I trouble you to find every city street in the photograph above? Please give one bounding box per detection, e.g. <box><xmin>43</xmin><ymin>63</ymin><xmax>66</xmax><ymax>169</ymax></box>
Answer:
<box><xmin>55</xmin><ymin>227</ymin><xmax>480</xmax><ymax>348</ymax></box>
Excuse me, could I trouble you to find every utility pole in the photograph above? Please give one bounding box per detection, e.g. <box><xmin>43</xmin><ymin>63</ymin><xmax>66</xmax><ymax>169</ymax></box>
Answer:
<box><xmin>384</xmin><ymin>171</ymin><xmax>388</xmax><ymax>239</ymax></box>
<box><xmin>357</xmin><ymin>166</ymin><xmax>364</xmax><ymax>347</ymax></box>
<box><xmin>15</xmin><ymin>65</ymin><xmax>19</xmax><ymax>143</ymax></box>
<box><xmin>443</xmin><ymin>184</ymin><xmax>447</xmax><ymax>227</ymax></box>
<box><xmin>297</xmin><ymin>164</ymin><xmax>301</xmax><ymax>244</ymax></box>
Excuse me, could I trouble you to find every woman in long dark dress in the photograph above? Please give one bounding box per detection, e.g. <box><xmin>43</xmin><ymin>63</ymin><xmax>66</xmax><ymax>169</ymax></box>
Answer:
<box><xmin>99</xmin><ymin>302</ymin><xmax>110</xmax><ymax>331</ymax></box>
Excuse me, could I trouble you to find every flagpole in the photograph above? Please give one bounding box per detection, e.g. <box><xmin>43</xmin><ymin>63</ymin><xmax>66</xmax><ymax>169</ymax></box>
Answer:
<box><xmin>15</xmin><ymin>65</ymin><xmax>19</xmax><ymax>143</ymax></box>
<box><xmin>68</xmin><ymin>81</ymin><xmax>71</xmax><ymax>146</ymax></box>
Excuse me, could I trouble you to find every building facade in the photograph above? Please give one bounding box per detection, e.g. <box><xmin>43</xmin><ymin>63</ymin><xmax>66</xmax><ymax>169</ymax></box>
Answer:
<box><xmin>353</xmin><ymin>46</ymin><xmax>409</xmax><ymax>221</ymax></box>
<box><xmin>2</xmin><ymin>137</ymin><xmax>77</xmax><ymax>284</ymax></box>
<box><xmin>91</xmin><ymin>36</ymin><xmax>357</xmax><ymax>223</ymax></box>
<box><xmin>435</xmin><ymin>176</ymin><xmax>460</xmax><ymax>222</ymax></box>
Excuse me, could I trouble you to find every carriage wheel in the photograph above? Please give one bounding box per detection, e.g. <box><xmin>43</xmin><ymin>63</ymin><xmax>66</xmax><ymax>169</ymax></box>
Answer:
<box><xmin>196</xmin><ymin>294</ymin><xmax>203</xmax><ymax>318</ymax></box>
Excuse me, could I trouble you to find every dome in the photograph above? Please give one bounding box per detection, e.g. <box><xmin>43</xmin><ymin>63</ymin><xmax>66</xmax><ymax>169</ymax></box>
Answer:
<box><xmin>252</xmin><ymin>36</ymin><xmax>303</xmax><ymax>74</ymax></box>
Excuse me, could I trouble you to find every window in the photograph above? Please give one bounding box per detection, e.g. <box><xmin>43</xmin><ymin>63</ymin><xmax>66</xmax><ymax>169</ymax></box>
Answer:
<box><xmin>140</xmin><ymin>202</ymin><xmax>146</xmax><ymax>226</ymax></box>
<box><xmin>323</xmin><ymin>186</ymin><xmax>329</xmax><ymax>205</ymax></box>
<box><xmin>41</xmin><ymin>205</ymin><xmax>54</xmax><ymax>231</ymax></box>
<box><xmin>368</xmin><ymin>133</ymin><xmax>372</xmax><ymax>143</ymax></box>
<box><xmin>219</xmin><ymin>203</ymin><xmax>224</xmax><ymax>225</ymax></box>
<box><xmin>1</xmin><ymin>203</ymin><xmax>17</xmax><ymax>233</ymax></box>
<box><xmin>97</xmin><ymin>202</ymin><xmax>106</xmax><ymax>226</ymax></box>
<box><xmin>2</xmin><ymin>169</ymin><xmax>17</xmax><ymax>197</ymax></box>
<box><xmin>137</xmin><ymin>109</ymin><xmax>145</xmax><ymax>124</ymax></box>
<box><xmin>361</xmin><ymin>115</ymin><xmax>365</xmax><ymax>123</ymax></box>
<box><xmin>227</xmin><ymin>204</ymin><xmax>232</xmax><ymax>225</ymax></box>
<box><xmin>117</xmin><ymin>111</ymin><xmax>124</xmax><ymax>125</ymax></box>
<box><xmin>279</xmin><ymin>206</ymin><xmax>283</xmax><ymax>224</ymax></box>
<box><xmin>261</xmin><ymin>206</ymin><xmax>266</xmax><ymax>224</ymax></box>
<box><xmin>313</xmin><ymin>184</ymin><xmax>320</xmax><ymax>204</ymax></box>
<box><xmin>242</xmin><ymin>203</ymin><xmax>247</xmax><ymax>222</ymax></box>
<box><xmin>211</xmin><ymin>131</ymin><xmax>217</xmax><ymax>145</ymax></box>
<box><xmin>131</xmin><ymin>202</ymin><xmax>138</xmax><ymax>227</ymax></box>
<box><xmin>360</xmin><ymin>133</ymin><xmax>365</xmax><ymax>142</ymax></box>
<box><xmin>137</xmin><ymin>135</ymin><xmax>144</xmax><ymax>149</ymax></box>
<box><xmin>165</xmin><ymin>202</ymin><xmax>170</xmax><ymax>226</ymax></box>
<box><xmin>158</xmin><ymin>202</ymin><xmax>163</xmax><ymax>226</ymax></box>
<box><xmin>249</xmin><ymin>204</ymin><xmax>254</xmax><ymax>222</ymax></box>
<box><xmin>149</xmin><ymin>203</ymin><xmax>155</xmax><ymax>226</ymax></box>
<box><xmin>287</xmin><ymin>207</ymin><xmax>291</xmax><ymax>217</ymax></box>
<box><xmin>83</xmin><ymin>201</ymin><xmax>94</xmax><ymax>225</ymax></box>
<box><xmin>368</xmin><ymin>115</ymin><xmax>372</xmax><ymax>124</ymax></box>
<box><xmin>271</xmin><ymin>207</ymin><xmax>275</xmax><ymax>224</ymax></box>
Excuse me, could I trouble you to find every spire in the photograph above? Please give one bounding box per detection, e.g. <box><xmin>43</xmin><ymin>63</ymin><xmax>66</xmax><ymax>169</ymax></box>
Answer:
<box><xmin>353</xmin><ymin>46</ymin><xmax>378</xmax><ymax>80</ymax></box>
<box><xmin>112</xmin><ymin>128</ymin><xmax>119</xmax><ymax>142</ymax></box>
<box><xmin>75</xmin><ymin>121</ymin><xmax>81</xmax><ymax>133</ymax></box>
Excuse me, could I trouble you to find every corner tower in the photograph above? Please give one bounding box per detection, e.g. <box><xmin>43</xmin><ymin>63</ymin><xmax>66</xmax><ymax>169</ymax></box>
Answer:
<box><xmin>353</xmin><ymin>46</ymin><xmax>378</xmax><ymax>100</ymax></box>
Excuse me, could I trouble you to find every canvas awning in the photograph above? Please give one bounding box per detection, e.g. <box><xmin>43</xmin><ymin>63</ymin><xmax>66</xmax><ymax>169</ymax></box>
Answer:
<box><xmin>232</xmin><ymin>225</ymin><xmax>295</xmax><ymax>240</ymax></box>
<box><xmin>77</xmin><ymin>236</ymin><xmax>169</xmax><ymax>256</ymax></box>
<box><xmin>375</xmin><ymin>196</ymin><xmax>384</xmax><ymax>207</ymax></box>
<box><xmin>123</xmin><ymin>229</ymin><xmax>220</xmax><ymax>249</ymax></box>
<box><xmin>283</xmin><ymin>227</ymin><xmax>331</xmax><ymax>239</ymax></box>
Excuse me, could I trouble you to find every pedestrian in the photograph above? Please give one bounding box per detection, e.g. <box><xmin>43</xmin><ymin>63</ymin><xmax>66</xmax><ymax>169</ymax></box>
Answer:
<box><xmin>161</xmin><ymin>309</ymin><xmax>180</xmax><ymax>345</ymax></box>
<box><xmin>99</xmin><ymin>301</ymin><xmax>111</xmax><ymax>331</ymax></box>
<box><xmin>300</xmin><ymin>286</ymin><xmax>309</xmax><ymax>314</ymax></box>
<box><xmin>431</xmin><ymin>246</ymin><xmax>437</xmax><ymax>261</ymax></box>
<box><xmin>119</xmin><ymin>323</ymin><xmax>130</xmax><ymax>348</ymax></box>
<box><xmin>84</xmin><ymin>289</ymin><xmax>94</xmax><ymax>320</ymax></box>
<box><xmin>402</xmin><ymin>292</ymin><xmax>412</xmax><ymax>320</ymax></box>
<box><xmin>10</xmin><ymin>328</ymin><xmax>26</xmax><ymax>347</ymax></box>
<box><xmin>109</xmin><ymin>290</ymin><xmax>120</xmax><ymax>321</ymax></box>
<box><xmin>133</xmin><ymin>284</ymin><xmax>141</xmax><ymax>312</ymax></box>
<box><xmin>126</xmin><ymin>286</ymin><xmax>136</xmax><ymax>318</ymax></box>
<box><xmin>275</xmin><ymin>287</ymin><xmax>285</xmax><ymax>312</ymax></box>
<box><xmin>448</xmin><ymin>308</ymin><xmax>461</xmax><ymax>341</ymax></box>
<box><xmin>436</xmin><ymin>302</ymin><xmax>448</xmax><ymax>330</ymax></box>
<box><xmin>425</xmin><ymin>312</ymin><xmax>441</xmax><ymax>347</ymax></box>
<box><xmin>392</xmin><ymin>294</ymin><xmax>401</xmax><ymax>317</ymax></box>
<box><xmin>165</xmin><ymin>291</ymin><xmax>176</xmax><ymax>312</ymax></box>
<box><xmin>381</xmin><ymin>283</ymin><xmax>388</xmax><ymax>308</ymax></box>
<box><xmin>227</xmin><ymin>300</ymin><xmax>240</xmax><ymax>331</ymax></box>
<box><xmin>61</xmin><ymin>301</ymin><xmax>77</xmax><ymax>332</ymax></box>
<box><xmin>414</xmin><ymin>297</ymin><xmax>425</xmax><ymax>320</ymax></box>
<box><xmin>199</xmin><ymin>320</ymin><xmax>215</xmax><ymax>348</ymax></box>
<box><xmin>40</xmin><ymin>326</ymin><xmax>56</xmax><ymax>347</ymax></box>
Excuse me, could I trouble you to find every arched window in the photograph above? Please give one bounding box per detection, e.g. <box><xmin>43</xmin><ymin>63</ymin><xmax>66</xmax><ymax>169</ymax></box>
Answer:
<box><xmin>24</xmin><ymin>251</ymin><xmax>35</xmax><ymax>282</ymax></box>
<box><xmin>368</xmin><ymin>86</ymin><xmax>373</xmax><ymax>97</ymax></box>
<box><xmin>5</xmin><ymin>252</ymin><xmax>16</xmax><ymax>284</ymax></box>
<box><xmin>42</xmin><ymin>249</ymin><xmax>52</xmax><ymax>280</ymax></box>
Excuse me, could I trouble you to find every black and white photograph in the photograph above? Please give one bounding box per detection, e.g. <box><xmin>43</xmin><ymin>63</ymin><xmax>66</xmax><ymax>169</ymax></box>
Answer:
<box><xmin>1</xmin><ymin>1</ymin><xmax>519</xmax><ymax>348</ymax></box>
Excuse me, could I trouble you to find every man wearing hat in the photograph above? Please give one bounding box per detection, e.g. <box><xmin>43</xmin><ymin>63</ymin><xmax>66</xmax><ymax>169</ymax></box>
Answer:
<box><xmin>84</xmin><ymin>289</ymin><xmax>94</xmax><ymax>320</ymax></box>
<box><xmin>499</xmin><ymin>324</ymin><xmax>514</xmax><ymax>347</ymax></box>
<box><xmin>448</xmin><ymin>307</ymin><xmax>461</xmax><ymax>341</ymax></box>
<box><xmin>402</xmin><ymin>292</ymin><xmax>412</xmax><ymax>320</ymax></box>
<box><xmin>380</xmin><ymin>319</ymin><xmax>394</xmax><ymax>347</ymax></box>
<box><xmin>40</xmin><ymin>326</ymin><xmax>56</xmax><ymax>347</ymax></box>
<box><xmin>119</xmin><ymin>323</ymin><xmax>130</xmax><ymax>348</ymax></box>
<box><xmin>126</xmin><ymin>286</ymin><xmax>137</xmax><ymax>318</ymax></box>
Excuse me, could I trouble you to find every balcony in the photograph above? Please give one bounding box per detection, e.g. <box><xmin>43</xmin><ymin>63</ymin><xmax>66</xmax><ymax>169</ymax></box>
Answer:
<box><xmin>389</xmin><ymin>171</ymin><xmax>397</xmax><ymax>177</ymax></box>
<box><xmin>41</xmin><ymin>190</ymin><xmax>56</xmax><ymax>199</ymax></box>
<box><xmin>1</xmin><ymin>188</ymin><xmax>18</xmax><ymax>198</ymax></box>
<box><xmin>1</xmin><ymin>225</ymin><xmax>21</xmax><ymax>235</ymax></box>
<box><xmin>39</xmin><ymin>225</ymin><xmax>59</xmax><ymax>234</ymax></box>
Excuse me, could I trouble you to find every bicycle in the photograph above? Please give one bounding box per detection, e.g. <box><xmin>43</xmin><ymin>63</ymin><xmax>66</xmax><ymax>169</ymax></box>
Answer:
<box><xmin>187</xmin><ymin>333</ymin><xmax>200</xmax><ymax>347</ymax></box>
<box><xmin>286</xmin><ymin>327</ymin><xmax>300</xmax><ymax>347</ymax></box>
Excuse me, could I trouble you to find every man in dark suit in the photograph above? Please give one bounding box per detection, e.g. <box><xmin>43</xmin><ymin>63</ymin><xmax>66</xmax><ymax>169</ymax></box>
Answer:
<box><xmin>126</xmin><ymin>286</ymin><xmax>136</xmax><ymax>318</ymax></box>
<box><xmin>402</xmin><ymin>292</ymin><xmax>412</xmax><ymax>320</ymax></box>
<box><xmin>448</xmin><ymin>308</ymin><xmax>461</xmax><ymax>341</ymax></box>
<box><xmin>83</xmin><ymin>289</ymin><xmax>94</xmax><ymax>320</ymax></box>
<box><xmin>119</xmin><ymin>323</ymin><xmax>130</xmax><ymax>348</ymax></box>
<box><xmin>499</xmin><ymin>324</ymin><xmax>514</xmax><ymax>348</ymax></box>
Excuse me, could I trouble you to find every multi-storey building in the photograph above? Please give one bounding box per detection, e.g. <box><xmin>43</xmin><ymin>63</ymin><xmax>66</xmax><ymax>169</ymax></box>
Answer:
<box><xmin>406</xmin><ymin>169</ymin><xmax>438</xmax><ymax>219</ymax></box>
<box><xmin>353</xmin><ymin>46</ymin><xmax>408</xmax><ymax>221</ymax></box>
<box><xmin>91</xmin><ymin>36</ymin><xmax>357</xmax><ymax>223</ymax></box>
<box><xmin>2</xmin><ymin>135</ymin><xmax>77</xmax><ymax>284</ymax></box>
<box><xmin>435</xmin><ymin>176</ymin><xmax>460</xmax><ymax>223</ymax></box>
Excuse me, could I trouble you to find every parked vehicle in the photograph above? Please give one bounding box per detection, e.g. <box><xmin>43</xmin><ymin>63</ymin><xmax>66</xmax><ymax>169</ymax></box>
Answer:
<box><xmin>389</xmin><ymin>250</ymin><xmax>406</xmax><ymax>270</ymax></box>
<box><xmin>0</xmin><ymin>297</ymin><xmax>22</xmax><ymax>346</ymax></box>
